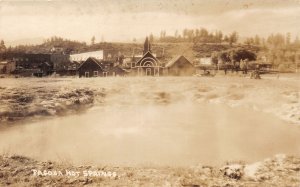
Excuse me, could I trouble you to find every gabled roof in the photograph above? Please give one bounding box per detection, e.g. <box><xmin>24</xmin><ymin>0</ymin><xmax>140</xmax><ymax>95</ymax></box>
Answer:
<box><xmin>136</xmin><ymin>51</ymin><xmax>160</xmax><ymax>66</ymax></box>
<box><xmin>78</xmin><ymin>57</ymin><xmax>104</xmax><ymax>70</ymax></box>
<box><xmin>165</xmin><ymin>55</ymin><xmax>192</xmax><ymax>68</ymax></box>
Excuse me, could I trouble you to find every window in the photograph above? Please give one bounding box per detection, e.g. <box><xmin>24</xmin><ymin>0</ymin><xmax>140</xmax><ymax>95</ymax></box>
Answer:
<box><xmin>93</xmin><ymin>71</ymin><xmax>98</xmax><ymax>77</ymax></box>
<box><xmin>103</xmin><ymin>72</ymin><xmax>108</xmax><ymax>77</ymax></box>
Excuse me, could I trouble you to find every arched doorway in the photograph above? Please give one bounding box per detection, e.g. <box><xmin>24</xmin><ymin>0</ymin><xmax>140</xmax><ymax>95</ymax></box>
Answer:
<box><xmin>146</xmin><ymin>68</ymin><xmax>151</xmax><ymax>76</ymax></box>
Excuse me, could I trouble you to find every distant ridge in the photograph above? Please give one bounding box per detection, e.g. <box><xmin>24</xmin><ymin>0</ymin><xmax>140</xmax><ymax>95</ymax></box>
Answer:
<box><xmin>6</xmin><ymin>37</ymin><xmax>45</xmax><ymax>47</ymax></box>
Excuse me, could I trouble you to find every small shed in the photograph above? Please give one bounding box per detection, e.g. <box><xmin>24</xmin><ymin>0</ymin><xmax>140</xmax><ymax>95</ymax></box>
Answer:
<box><xmin>78</xmin><ymin>57</ymin><xmax>104</xmax><ymax>77</ymax></box>
<box><xmin>164</xmin><ymin>55</ymin><xmax>195</xmax><ymax>76</ymax></box>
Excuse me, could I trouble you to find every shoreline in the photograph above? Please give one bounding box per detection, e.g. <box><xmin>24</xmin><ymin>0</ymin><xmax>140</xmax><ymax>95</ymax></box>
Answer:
<box><xmin>1</xmin><ymin>75</ymin><xmax>299</xmax><ymax>126</ymax></box>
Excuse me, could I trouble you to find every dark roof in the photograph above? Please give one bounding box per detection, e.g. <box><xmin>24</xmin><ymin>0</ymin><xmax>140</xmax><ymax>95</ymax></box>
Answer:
<box><xmin>78</xmin><ymin>57</ymin><xmax>104</xmax><ymax>69</ymax></box>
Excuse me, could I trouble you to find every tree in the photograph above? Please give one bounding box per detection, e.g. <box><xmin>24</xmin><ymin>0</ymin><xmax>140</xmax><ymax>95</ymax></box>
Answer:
<box><xmin>218</xmin><ymin>51</ymin><xmax>231</xmax><ymax>63</ymax></box>
<box><xmin>294</xmin><ymin>36</ymin><xmax>300</xmax><ymax>48</ymax></box>
<box><xmin>91</xmin><ymin>36</ymin><xmax>96</xmax><ymax>45</ymax></box>
<box><xmin>163</xmin><ymin>30</ymin><xmax>166</xmax><ymax>38</ymax></box>
<box><xmin>261</xmin><ymin>38</ymin><xmax>266</xmax><ymax>47</ymax></box>
<box><xmin>187</xmin><ymin>29</ymin><xmax>194</xmax><ymax>41</ymax></box>
<box><xmin>183</xmin><ymin>29</ymin><xmax>188</xmax><ymax>39</ymax></box>
<box><xmin>200</xmin><ymin>28</ymin><xmax>208</xmax><ymax>38</ymax></box>
<box><xmin>233</xmin><ymin>49</ymin><xmax>257</xmax><ymax>62</ymax></box>
<box><xmin>267</xmin><ymin>33</ymin><xmax>285</xmax><ymax>48</ymax></box>
<box><xmin>274</xmin><ymin>34</ymin><xmax>285</xmax><ymax>47</ymax></box>
<box><xmin>216</xmin><ymin>31</ymin><xmax>223</xmax><ymax>43</ymax></box>
<box><xmin>218</xmin><ymin>49</ymin><xmax>256</xmax><ymax>66</ymax></box>
<box><xmin>224</xmin><ymin>35</ymin><xmax>229</xmax><ymax>42</ymax></box>
<box><xmin>286</xmin><ymin>32</ymin><xmax>291</xmax><ymax>45</ymax></box>
<box><xmin>174</xmin><ymin>30</ymin><xmax>178</xmax><ymax>38</ymax></box>
<box><xmin>195</xmin><ymin>29</ymin><xmax>200</xmax><ymax>37</ymax></box>
<box><xmin>149</xmin><ymin>33</ymin><xmax>154</xmax><ymax>43</ymax></box>
<box><xmin>254</xmin><ymin>35</ymin><xmax>260</xmax><ymax>45</ymax></box>
<box><xmin>0</xmin><ymin>40</ymin><xmax>6</xmax><ymax>52</ymax></box>
<box><xmin>229</xmin><ymin>31</ymin><xmax>238</xmax><ymax>45</ymax></box>
<box><xmin>245</xmin><ymin>37</ymin><xmax>254</xmax><ymax>45</ymax></box>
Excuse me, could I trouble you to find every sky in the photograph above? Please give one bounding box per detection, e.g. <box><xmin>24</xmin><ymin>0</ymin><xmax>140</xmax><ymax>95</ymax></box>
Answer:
<box><xmin>0</xmin><ymin>0</ymin><xmax>300</xmax><ymax>46</ymax></box>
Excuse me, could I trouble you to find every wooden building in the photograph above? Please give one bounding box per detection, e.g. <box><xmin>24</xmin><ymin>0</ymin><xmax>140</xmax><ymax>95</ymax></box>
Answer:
<box><xmin>109</xmin><ymin>65</ymin><xmax>127</xmax><ymax>77</ymax></box>
<box><xmin>164</xmin><ymin>55</ymin><xmax>195</xmax><ymax>76</ymax></box>
<box><xmin>39</xmin><ymin>62</ymin><xmax>53</xmax><ymax>76</ymax></box>
<box><xmin>0</xmin><ymin>60</ymin><xmax>16</xmax><ymax>74</ymax></box>
<box><xmin>5</xmin><ymin>53</ymin><xmax>55</xmax><ymax>76</ymax></box>
<box><xmin>11</xmin><ymin>53</ymin><xmax>52</xmax><ymax>70</ymax></box>
<box><xmin>133</xmin><ymin>37</ymin><xmax>162</xmax><ymax>76</ymax></box>
<box><xmin>51</xmin><ymin>53</ymin><xmax>71</xmax><ymax>74</ymax></box>
<box><xmin>78</xmin><ymin>57</ymin><xmax>104</xmax><ymax>77</ymax></box>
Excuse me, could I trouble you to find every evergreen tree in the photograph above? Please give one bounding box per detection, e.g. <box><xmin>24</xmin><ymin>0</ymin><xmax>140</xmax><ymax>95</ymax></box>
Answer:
<box><xmin>0</xmin><ymin>40</ymin><xmax>6</xmax><ymax>52</ymax></box>
<box><xmin>229</xmin><ymin>31</ymin><xmax>238</xmax><ymax>45</ymax></box>
<box><xmin>149</xmin><ymin>33</ymin><xmax>154</xmax><ymax>43</ymax></box>
<box><xmin>91</xmin><ymin>36</ymin><xmax>96</xmax><ymax>45</ymax></box>
<box><xmin>286</xmin><ymin>32</ymin><xmax>291</xmax><ymax>45</ymax></box>
<box><xmin>254</xmin><ymin>35</ymin><xmax>260</xmax><ymax>45</ymax></box>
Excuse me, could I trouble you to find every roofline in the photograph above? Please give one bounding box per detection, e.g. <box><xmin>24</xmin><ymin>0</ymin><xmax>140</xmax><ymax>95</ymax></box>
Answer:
<box><xmin>77</xmin><ymin>57</ymin><xmax>104</xmax><ymax>70</ymax></box>
<box><xmin>136</xmin><ymin>51</ymin><xmax>160</xmax><ymax>65</ymax></box>
<box><xmin>165</xmin><ymin>55</ymin><xmax>193</xmax><ymax>68</ymax></box>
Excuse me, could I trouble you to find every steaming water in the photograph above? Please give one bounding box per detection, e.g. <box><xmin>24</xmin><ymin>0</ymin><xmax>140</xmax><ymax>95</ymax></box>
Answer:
<box><xmin>0</xmin><ymin>77</ymin><xmax>299</xmax><ymax>166</ymax></box>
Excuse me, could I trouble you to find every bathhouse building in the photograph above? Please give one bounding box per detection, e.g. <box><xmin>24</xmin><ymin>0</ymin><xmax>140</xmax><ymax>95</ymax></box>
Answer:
<box><xmin>133</xmin><ymin>37</ymin><xmax>163</xmax><ymax>76</ymax></box>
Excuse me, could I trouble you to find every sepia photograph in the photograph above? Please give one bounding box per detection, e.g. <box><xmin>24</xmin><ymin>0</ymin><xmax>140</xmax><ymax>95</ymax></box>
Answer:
<box><xmin>0</xmin><ymin>0</ymin><xmax>299</xmax><ymax>186</ymax></box>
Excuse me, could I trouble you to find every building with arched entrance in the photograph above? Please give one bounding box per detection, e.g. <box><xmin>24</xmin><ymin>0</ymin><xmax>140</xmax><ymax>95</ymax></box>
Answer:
<box><xmin>135</xmin><ymin>51</ymin><xmax>162</xmax><ymax>76</ymax></box>
<box><xmin>133</xmin><ymin>37</ymin><xmax>163</xmax><ymax>76</ymax></box>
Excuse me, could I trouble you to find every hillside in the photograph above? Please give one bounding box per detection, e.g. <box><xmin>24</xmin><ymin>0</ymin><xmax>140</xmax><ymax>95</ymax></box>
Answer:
<box><xmin>75</xmin><ymin>42</ymin><xmax>196</xmax><ymax>61</ymax></box>
<box><xmin>84</xmin><ymin>42</ymin><xmax>260</xmax><ymax>61</ymax></box>
<box><xmin>4</xmin><ymin>39</ymin><xmax>260</xmax><ymax>62</ymax></box>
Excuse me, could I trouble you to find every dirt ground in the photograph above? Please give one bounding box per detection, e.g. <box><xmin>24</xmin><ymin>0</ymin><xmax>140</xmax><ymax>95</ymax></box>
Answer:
<box><xmin>0</xmin><ymin>154</ymin><xmax>299</xmax><ymax>187</ymax></box>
